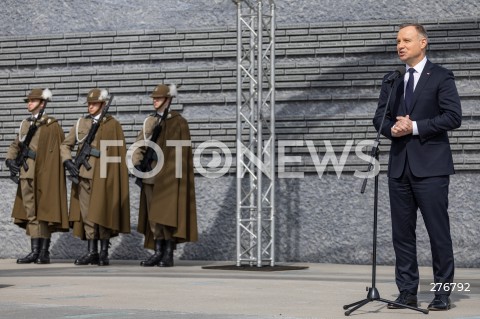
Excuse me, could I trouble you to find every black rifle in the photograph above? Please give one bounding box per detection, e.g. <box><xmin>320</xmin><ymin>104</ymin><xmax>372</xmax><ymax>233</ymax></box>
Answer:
<box><xmin>10</xmin><ymin>102</ymin><xmax>47</xmax><ymax>184</ymax></box>
<box><xmin>69</xmin><ymin>94</ymin><xmax>114</xmax><ymax>185</ymax></box>
<box><xmin>135</xmin><ymin>108</ymin><xmax>169</xmax><ymax>188</ymax></box>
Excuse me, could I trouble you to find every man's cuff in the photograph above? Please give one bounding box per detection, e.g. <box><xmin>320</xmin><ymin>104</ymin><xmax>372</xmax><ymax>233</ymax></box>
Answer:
<box><xmin>412</xmin><ymin>121</ymin><xmax>419</xmax><ymax>135</ymax></box>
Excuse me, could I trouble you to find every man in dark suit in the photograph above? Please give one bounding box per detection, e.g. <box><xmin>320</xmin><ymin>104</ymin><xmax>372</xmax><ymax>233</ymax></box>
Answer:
<box><xmin>373</xmin><ymin>23</ymin><xmax>462</xmax><ymax>311</ymax></box>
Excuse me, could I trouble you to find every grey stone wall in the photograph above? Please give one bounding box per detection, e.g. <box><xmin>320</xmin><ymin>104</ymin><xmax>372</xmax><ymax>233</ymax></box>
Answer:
<box><xmin>1</xmin><ymin>0</ymin><xmax>479</xmax><ymax>34</ymax></box>
<box><xmin>0</xmin><ymin>1</ymin><xmax>479</xmax><ymax>266</ymax></box>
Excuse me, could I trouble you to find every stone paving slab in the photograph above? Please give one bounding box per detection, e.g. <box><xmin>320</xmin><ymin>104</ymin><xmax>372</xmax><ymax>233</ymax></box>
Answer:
<box><xmin>0</xmin><ymin>260</ymin><xmax>479</xmax><ymax>319</ymax></box>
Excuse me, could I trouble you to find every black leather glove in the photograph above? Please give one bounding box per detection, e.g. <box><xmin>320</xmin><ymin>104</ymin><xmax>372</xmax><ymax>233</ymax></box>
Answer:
<box><xmin>6</xmin><ymin>159</ymin><xmax>20</xmax><ymax>175</ymax></box>
<box><xmin>64</xmin><ymin>159</ymin><xmax>79</xmax><ymax>177</ymax></box>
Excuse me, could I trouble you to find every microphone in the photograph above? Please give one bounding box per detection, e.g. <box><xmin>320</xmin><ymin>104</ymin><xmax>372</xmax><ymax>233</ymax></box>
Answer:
<box><xmin>383</xmin><ymin>66</ymin><xmax>406</xmax><ymax>83</ymax></box>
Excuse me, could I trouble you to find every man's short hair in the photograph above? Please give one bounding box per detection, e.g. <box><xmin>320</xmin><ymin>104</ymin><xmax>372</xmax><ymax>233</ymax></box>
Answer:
<box><xmin>399</xmin><ymin>23</ymin><xmax>429</xmax><ymax>41</ymax></box>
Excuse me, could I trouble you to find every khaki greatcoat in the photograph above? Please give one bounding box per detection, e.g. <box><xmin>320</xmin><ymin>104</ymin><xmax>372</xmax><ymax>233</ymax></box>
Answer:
<box><xmin>61</xmin><ymin>115</ymin><xmax>130</xmax><ymax>239</ymax></box>
<box><xmin>134</xmin><ymin>111</ymin><xmax>197</xmax><ymax>249</ymax></box>
<box><xmin>8</xmin><ymin>115</ymin><xmax>69</xmax><ymax>232</ymax></box>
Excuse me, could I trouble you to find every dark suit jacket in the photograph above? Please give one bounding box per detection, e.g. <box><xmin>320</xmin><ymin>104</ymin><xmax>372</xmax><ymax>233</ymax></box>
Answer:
<box><xmin>373</xmin><ymin>60</ymin><xmax>462</xmax><ymax>178</ymax></box>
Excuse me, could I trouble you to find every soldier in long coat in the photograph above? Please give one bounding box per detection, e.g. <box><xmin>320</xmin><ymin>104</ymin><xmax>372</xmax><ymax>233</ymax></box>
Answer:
<box><xmin>5</xmin><ymin>88</ymin><xmax>69</xmax><ymax>264</ymax></box>
<box><xmin>61</xmin><ymin>88</ymin><xmax>130</xmax><ymax>266</ymax></box>
<box><xmin>132</xmin><ymin>84</ymin><xmax>197</xmax><ymax>267</ymax></box>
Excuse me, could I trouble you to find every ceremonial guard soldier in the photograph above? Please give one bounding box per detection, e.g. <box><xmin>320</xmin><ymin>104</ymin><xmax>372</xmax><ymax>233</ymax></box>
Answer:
<box><xmin>132</xmin><ymin>84</ymin><xmax>197</xmax><ymax>267</ymax></box>
<box><xmin>61</xmin><ymin>88</ymin><xmax>130</xmax><ymax>266</ymax></box>
<box><xmin>5</xmin><ymin>88</ymin><xmax>69</xmax><ymax>264</ymax></box>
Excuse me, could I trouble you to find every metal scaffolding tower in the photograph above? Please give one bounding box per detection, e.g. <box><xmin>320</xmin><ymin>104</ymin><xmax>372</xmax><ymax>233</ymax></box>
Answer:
<box><xmin>234</xmin><ymin>0</ymin><xmax>276</xmax><ymax>267</ymax></box>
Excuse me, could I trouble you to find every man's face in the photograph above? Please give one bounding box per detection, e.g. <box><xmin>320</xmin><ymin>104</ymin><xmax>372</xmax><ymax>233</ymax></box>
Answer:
<box><xmin>27</xmin><ymin>99</ymin><xmax>43</xmax><ymax>114</ymax></box>
<box><xmin>153</xmin><ymin>97</ymin><xmax>167</xmax><ymax>110</ymax></box>
<box><xmin>396</xmin><ymin>26</ymin><xmax>427</xmax><ymax>67</ymax></box>
<box><xmin>88</xmin><ymin>102</ymin><xmax>103</xmax><ymax>116</ymax></box>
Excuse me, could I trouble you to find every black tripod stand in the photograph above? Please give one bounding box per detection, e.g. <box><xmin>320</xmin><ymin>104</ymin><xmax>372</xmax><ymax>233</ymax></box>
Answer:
<box><xmin>343</xmin><ymin>74</ymin><xmax>428</xmax><ymax>316</ymax></box>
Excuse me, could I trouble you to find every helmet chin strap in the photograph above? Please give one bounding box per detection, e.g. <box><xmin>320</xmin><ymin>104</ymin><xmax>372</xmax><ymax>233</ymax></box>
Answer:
<box><xmin>30</xmin><ymin>100</ymin><xmax>44</xmax><ymax>116</ymax></box>
<box><xmin>158</xmin><ymin>97</ymin><xmax>172</xmax><ymax>113</ymax></box>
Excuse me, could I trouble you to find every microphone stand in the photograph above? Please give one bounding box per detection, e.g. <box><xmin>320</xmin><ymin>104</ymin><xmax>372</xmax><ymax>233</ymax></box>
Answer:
<box><xmin>342</xmin><ymin>79</ymin><xmax>429</xmax><ymax>316</ymax></box>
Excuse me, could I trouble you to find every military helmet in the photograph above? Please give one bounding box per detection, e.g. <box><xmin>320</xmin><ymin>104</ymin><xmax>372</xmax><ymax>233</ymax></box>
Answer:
<box><xmin>150</xmin><ymin>84</ymin><xmax>178</xmax><ymax>98</ymax></box>
<box><xmin>86</xmin><ymin>88</ymin><xmax>109</xmax><ymax>103</ymax></box>
<box><xmin>24</xmin><ymin>88</ymin><xmax>52</xmax><ymax>102</ymax></box>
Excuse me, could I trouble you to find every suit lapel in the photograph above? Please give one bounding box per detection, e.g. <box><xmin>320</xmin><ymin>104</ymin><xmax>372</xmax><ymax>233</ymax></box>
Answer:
<box><xmin>410</xmin><ymin>60</ymin><xmax>433</xmax><ymax>113</ymax></box>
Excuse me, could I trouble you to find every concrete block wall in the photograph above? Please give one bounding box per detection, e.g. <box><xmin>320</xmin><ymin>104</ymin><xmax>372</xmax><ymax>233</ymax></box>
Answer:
<box><xmin>1</xmin><ymin>16</ymin><xmax>480</xmax><ymax>266</ymax></box>
<box><xmin>1</xmin><ymin>19</ymin><xmax>480</xmax><ymax>173</ymax></box>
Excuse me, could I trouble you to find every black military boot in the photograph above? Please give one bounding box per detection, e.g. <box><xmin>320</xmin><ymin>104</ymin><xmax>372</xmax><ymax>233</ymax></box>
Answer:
<box><xmin>140</xmin><ymin>239</ymin><xmax>165</xmax><ymax>267</ymax></box>
<box><xmin>17</xmin><ymin>238</ymin><xmax>41</xmax><ymax>264</ymax></box>
<box><xmin>158</xmin><ymin>239</ymin><xmax>175</xmax><ymax>267</ymax></box>
<box><xmin>74</xmin><ymin>239</ymin><xmax>99</xmax><ymax>265</ymax></box>
<box><xmin>99</xmin><ymin>239</ymin><xmax>110</xmax><ymax>266</ymax></box>
<box><xmin>36</xmin><ymin>238</ymin><xmax>51</xmax><ymax>264</ymax></box>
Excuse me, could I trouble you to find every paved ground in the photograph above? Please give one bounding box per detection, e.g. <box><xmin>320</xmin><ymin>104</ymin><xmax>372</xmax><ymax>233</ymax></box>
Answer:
<box><xmin>0</xmin><ymin>259</ymin><xmax>479</xmax><ymax>319</ymax></box>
